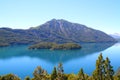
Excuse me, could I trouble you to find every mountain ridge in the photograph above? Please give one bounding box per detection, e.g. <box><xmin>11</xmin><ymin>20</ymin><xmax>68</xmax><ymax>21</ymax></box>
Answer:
<box><xmin>0</xmin><ymin>19</ymin><xmax>117</xmax><ymax>46</ymax></box>
<box><xmin>110</xmin><ymin>33</ymin><xmax>120</xmax><ymax>42</ymax></box>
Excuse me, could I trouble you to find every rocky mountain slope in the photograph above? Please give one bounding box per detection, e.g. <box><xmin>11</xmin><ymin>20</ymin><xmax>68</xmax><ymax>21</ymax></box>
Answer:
<box><xmin>0</xmin><ymin>19</ymin><xmax>117</xmax><ymax>46</ymax></box>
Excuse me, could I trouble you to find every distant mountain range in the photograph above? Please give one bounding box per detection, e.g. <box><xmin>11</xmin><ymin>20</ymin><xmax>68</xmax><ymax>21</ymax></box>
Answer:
<box><xmin>110</xmin><ymin>33</ymin><xmax>120</xmax><ymax>42</ymax></box>
<box><xmin>0</xmin><ymin>19</ymin><xmax>117</xmax><ymax>46</ymax></box>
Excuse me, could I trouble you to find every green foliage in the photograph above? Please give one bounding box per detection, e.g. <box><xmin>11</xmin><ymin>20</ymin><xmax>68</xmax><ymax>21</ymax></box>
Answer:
<box><xmin>57</xmin><ymin>63</ymin><xmax>65</xmax><ymax>80</ymax></box>
<box><xmin>114</xmin><ymin>75</ymin><xmax>120</xmax><ymax>80</ymax></box>
<box><xmin>68</xmin><ymin>74</ymin><xmax>77</xmax><ymax>80</ymax></box>
<box><xmin>29</xmin><ymin>42</ymin><xmax>81</xmax><ymax>50</ymax></box>
<box><xmin>33</xmin><ymin>66</ymin><xmax>48</xmax><ymax>80</ymax></box>
<box><xmin>24</xmin><ymin>76</ymin><xmax>31</xmax><ymax>80</ymax></box>
<box><xmin>92</xmin><ymin>53</ymin><xmax>105</xmax><ymax>80</ymax></box>
<box><xmin>114</xmin><ymin>68</ymin><xmax>120</xmax><ymax>80</ymax></box>
<box><xmin>104</xmin><ymin>57</ymin><xmax>114</xmax><ymax>80</ymax></box>
<box><xmin>92</xmin><ymin>53</ymin><xmax>114</xmax><ymax>80</ymax></box>
<box><xmin>78</xmin><ymin>68</ymin><xmax>85</xmax><ymax>80</ymax></box>
<box><xmin>51</xmin><ymin>67</ymin><xmax>57</xmax><ymax>80</ymax></box>
<box><xmin>0</xmin><ymin>74</ymin><xmax>20</xmax><ymax>80</ymax></box>
<box><xmin>115</xmin><ymin>67</ymin><xmax>120</xmax><ymax>76</ymax></box>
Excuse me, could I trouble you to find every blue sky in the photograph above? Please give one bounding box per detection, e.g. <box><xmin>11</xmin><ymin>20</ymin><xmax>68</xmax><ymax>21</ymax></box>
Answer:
<box><xmin>0</xmin><ymin>0</ymin><xmax>120</xmax><ymax>34</ymax></box>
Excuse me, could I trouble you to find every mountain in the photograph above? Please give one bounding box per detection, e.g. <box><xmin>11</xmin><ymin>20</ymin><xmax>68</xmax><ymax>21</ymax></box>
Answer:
<box><xmin>110</xmin><ymin>33</ymin><xmax>120</xmax><ymax>42</ymax></box>
<box><xmin>0</xmin><ymin>28</ymin><xmax>40</xmax><ymax>45</ymax></box>
<box><xmin>0</xmin><ymin>19</ymin><xmax>117</xmax><ymax>46</ymax></box>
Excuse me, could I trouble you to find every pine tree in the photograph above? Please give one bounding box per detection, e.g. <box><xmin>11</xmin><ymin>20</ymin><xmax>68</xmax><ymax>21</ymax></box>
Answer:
<box><xmin>57</xmin><ymin>63</ymin><xmax>64</xmax><ymax>76</ymax></box>
<box><xmin>51</xmin><ymin>66</ymin><xmax>57</xmax><ymax>80</ymax></box>
<box><xmin>57</xmin><ymin>63</ymin><xmax>67</xmax><ymax>80</ymax></box>
<box><xmin>78</xmin><ymin>68</ymin><xmax>85</xmax><ymax>80</ymax></box>
<box><xmin>33</xmin><ymin>66</ymin><xmax>47</xmax><ymax>80</ymax></box>
<box><xmin>57</xmin><ymin>63</ymin><xmax>63</xmax><ymax>80</ymax></box>
<box><xmin>57</xmin><ymin>63</ymin><xmax>64</xmax><ymax>74</ymax></box>
<box><xmin>104</xmin><ymin>57</ymin><xmax>114</xmax><ymax>80</ymax></box>
<box><xmin>92</xmin><ymin>53</ymin><xmax>105</xmax><ymax>80</ymax></box>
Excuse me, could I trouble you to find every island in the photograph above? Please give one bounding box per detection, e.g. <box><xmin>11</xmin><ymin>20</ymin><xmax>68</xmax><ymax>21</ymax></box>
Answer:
<box><xmin>28</xmin><ymin>42</ymin><xmax>82</xmax><ymax>50</ymax></box>
<box><xmin>0</xmin><ymin>43</ymin><xmax>9</xmax><ymax>47</ymax></box>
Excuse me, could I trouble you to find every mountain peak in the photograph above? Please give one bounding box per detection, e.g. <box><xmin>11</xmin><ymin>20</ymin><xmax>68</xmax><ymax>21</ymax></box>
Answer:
<box><xmin>30</xmin><ymin>19</ymin><xmax>69</xmax><ymax>29</ymax></box>
<box><xmin>30</xmin><ymin>19</ymin><xmax>116</xmax><ymax>43</ymax></box>
<box><xmin>50</xmin><ymin>18</ymin><xmax>67</xmax><ymax>21</ymax></box>
<box><xmin>47</xmin><ymin>19</ymin><xmax>69</xmax><ymax>23</ymax></box>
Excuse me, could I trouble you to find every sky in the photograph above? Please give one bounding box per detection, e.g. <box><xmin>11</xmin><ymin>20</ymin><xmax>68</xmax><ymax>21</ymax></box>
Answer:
<box><xmin>0</xmin><ymin>0</ymin><xmax>120</xmax><ymax>34</ymax></box>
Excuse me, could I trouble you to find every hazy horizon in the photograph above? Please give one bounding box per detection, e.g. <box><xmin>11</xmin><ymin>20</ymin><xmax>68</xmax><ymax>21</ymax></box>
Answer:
<box><xmin>0</xmin><ymin>0</ymin><xmax>120</xmax><ymax>34</ymax></box>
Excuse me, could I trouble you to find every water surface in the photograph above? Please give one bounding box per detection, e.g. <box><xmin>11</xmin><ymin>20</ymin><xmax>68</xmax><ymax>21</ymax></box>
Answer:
<box><xmin>0</xmin><ymin>42</ymin><xmax>119</xmax><ymax>79</ymax></box>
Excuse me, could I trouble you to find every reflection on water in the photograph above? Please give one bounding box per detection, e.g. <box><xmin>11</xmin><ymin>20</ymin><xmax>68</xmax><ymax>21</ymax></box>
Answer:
<box><xmin>0</xmin><ymin>42</ymin><xmax>117</xmax><ymax>79</ymax></box>
<box><xmin>0</xmin><ymin>43</ymin><xmax>115</xmax><ymax>63</ymax></box>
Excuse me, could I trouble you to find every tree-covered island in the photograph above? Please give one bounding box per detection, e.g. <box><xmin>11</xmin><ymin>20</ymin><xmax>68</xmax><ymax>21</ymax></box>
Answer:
<box><xmin>28</xmin><ymin>42</ymin><xmax>81</xmax><ymax>50</ymax></box>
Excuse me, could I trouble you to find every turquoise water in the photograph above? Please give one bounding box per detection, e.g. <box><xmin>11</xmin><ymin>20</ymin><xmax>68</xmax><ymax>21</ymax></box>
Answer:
<box><xmin>0</xmin><ymin>43</ymin><xmax>120</xmax><ymax>79</ymax></box>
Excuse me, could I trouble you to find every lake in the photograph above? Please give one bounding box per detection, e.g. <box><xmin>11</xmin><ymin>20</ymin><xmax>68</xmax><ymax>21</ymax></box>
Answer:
<box><xmin>0</xmin><ymin>42</ymin><xmax>120</xmax><ymax>79</ymax></box>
